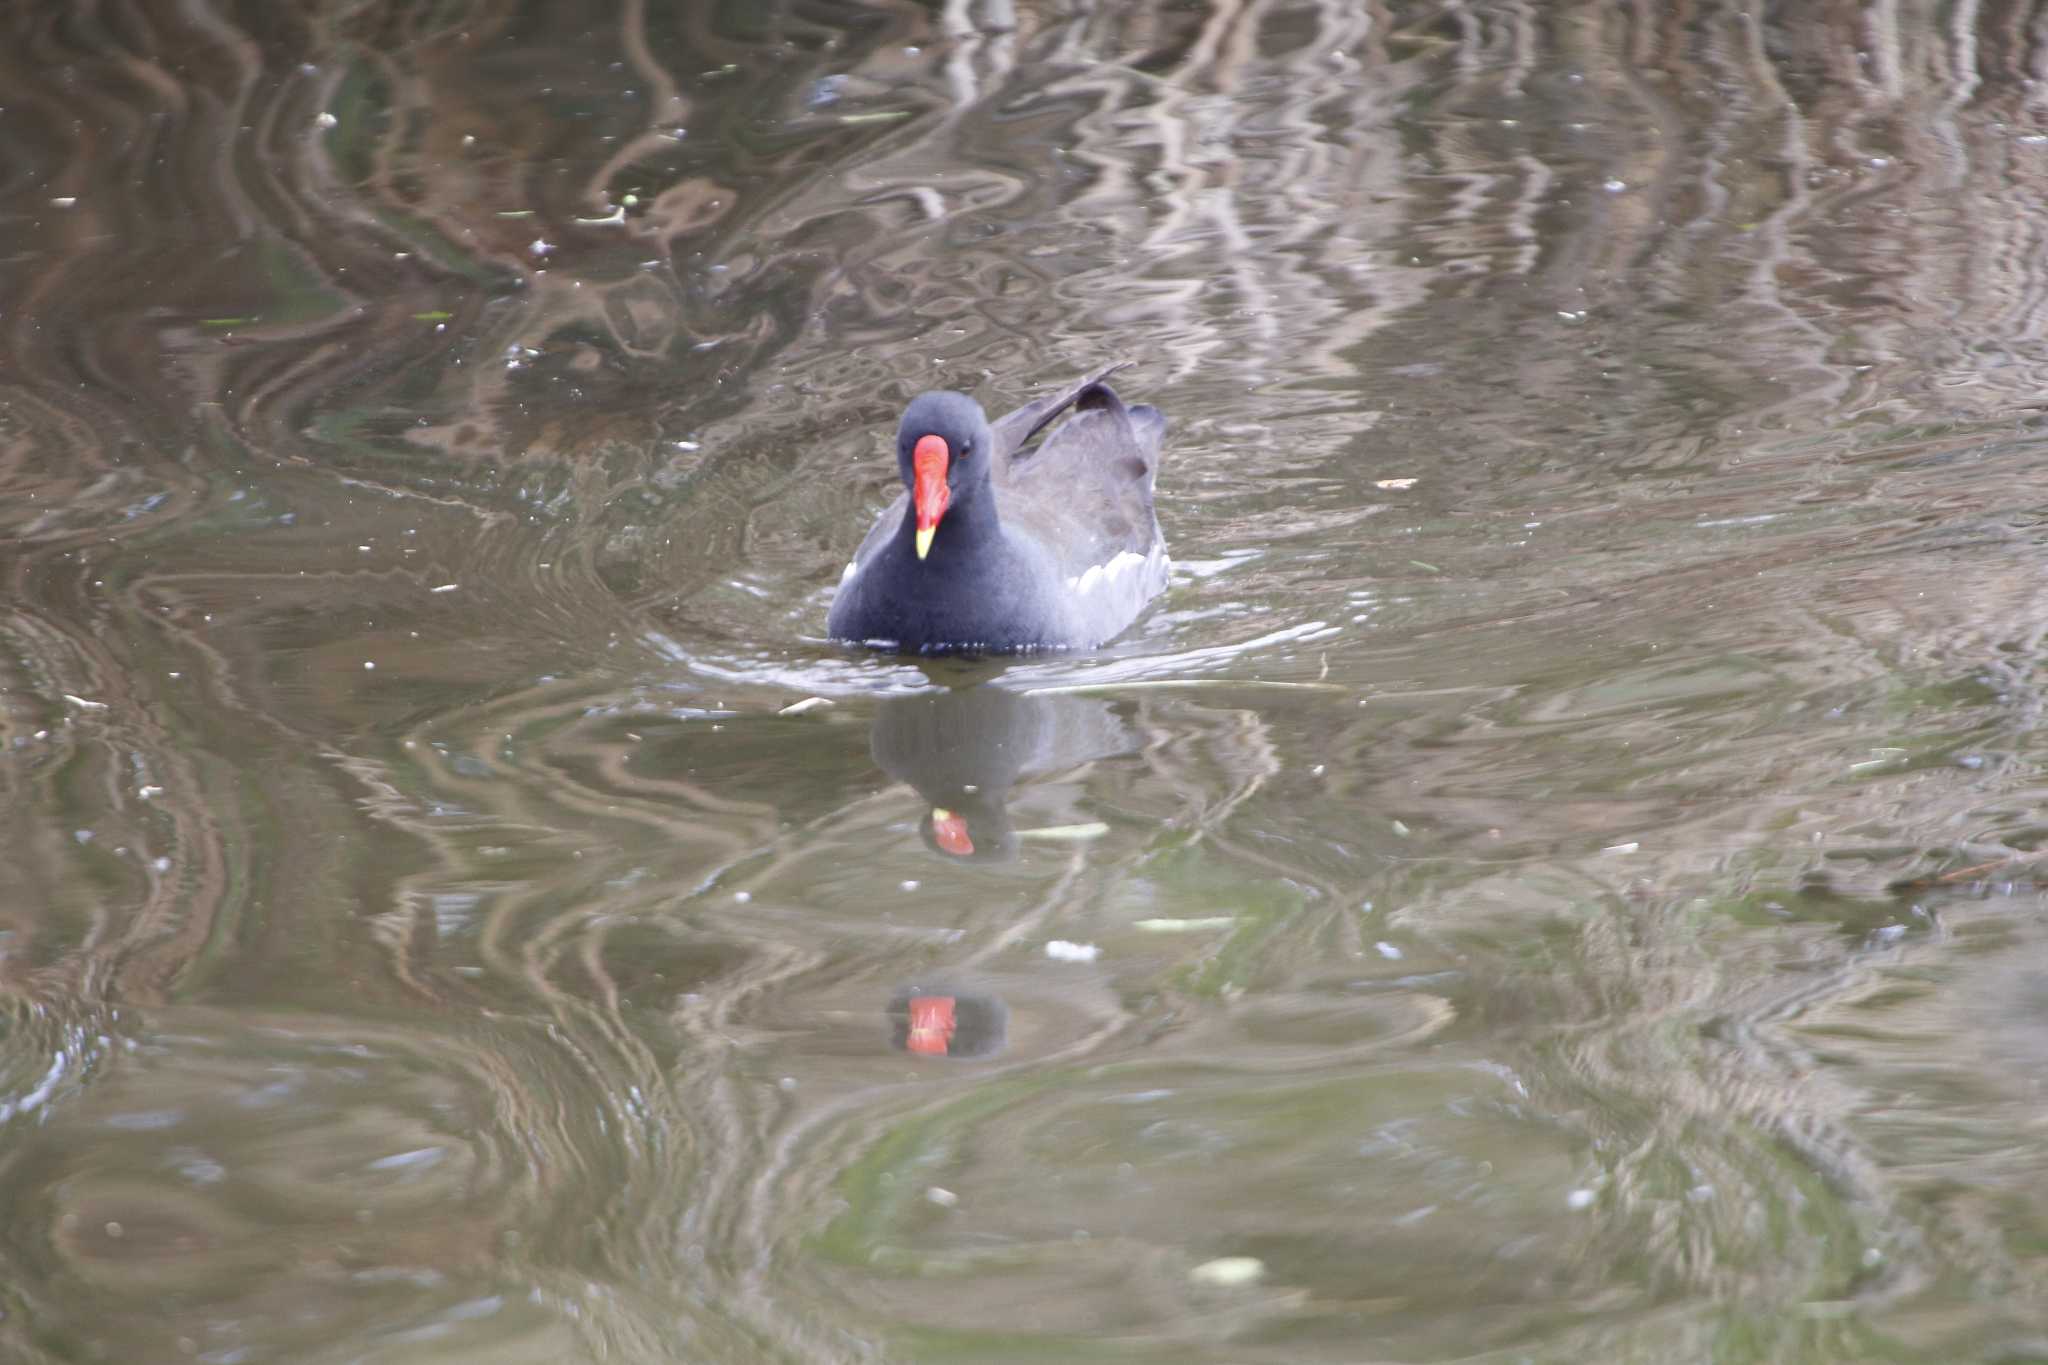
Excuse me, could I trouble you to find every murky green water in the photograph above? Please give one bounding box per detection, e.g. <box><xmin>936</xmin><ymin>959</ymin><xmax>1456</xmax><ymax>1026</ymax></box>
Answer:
<box><xmin>6</xmin><ymin>2</ymin><xmax>2048</xmax><ymax>1360</ymax></box>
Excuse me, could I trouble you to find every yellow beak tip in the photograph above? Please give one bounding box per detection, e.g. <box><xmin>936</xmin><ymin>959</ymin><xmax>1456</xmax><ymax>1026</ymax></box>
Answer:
<box><xmin>915</xmin><ymin>527</ymin><xmax>935</xmax><ymax>560</ymax></box>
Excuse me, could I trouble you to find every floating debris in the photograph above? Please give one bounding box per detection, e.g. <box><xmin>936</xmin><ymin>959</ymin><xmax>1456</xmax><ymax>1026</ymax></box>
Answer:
<box><xmin>1134</xmin><ymin>916</ymin><xmax>1236</xmax><ymax>933</ymax></box>
<box><xmin>62</xmin><ymin>695</ymin><xmax>108</xmax><ymax>710</ymax></box>
<box><xmin>1014</xmin><ymin>822</ymin><xmax>1109</xmax><ymax>841</ymax></box>
<box><xmin>1045</xmin><ymin>940</ymin><xmax>1100</xmax><ymax>963</ymax></box>
<box><xmin>1190</xmin><ymin>1257</ymin><xmax>1265</xmax><ymax>1287</ymax></box>
<box><xmin>1375</xmin><ymin>477</ymin><xmax>1418</xmax><ymax>490</ymax></box>
<box><xmin>1022</xmin><ymin>680</ymin><xmax>1341</xmax><ymax>696</ymax></box>
<box><xmin>778</xmin><ymin>697</ymin><xmax>833</xmax><ymax>716</ymax></box>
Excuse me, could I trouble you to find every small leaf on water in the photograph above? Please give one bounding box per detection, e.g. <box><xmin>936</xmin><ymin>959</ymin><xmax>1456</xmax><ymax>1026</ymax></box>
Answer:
<box><xmin>1014</xmin><ymin>822</ymin><xmax>1109</xmax><ymax>841</ymax></box>
<box><xmin>201</xmin><ymin>317</ymin><xmax>256</xmax><ymax>328</ymax></box>
<box><xmin>412</xmin><ymin>310</ymin><xmax>453</xmax><ymax>321</ymax></box>
<box><xmin>1190</xmin><ymin>1257</ymin><xmax>1265</xmax><ymax>1287</ymax></box>
<box><xmin>839</xmin><ymin>111</ymin><xmax>913</xmax><ymax>125</ymax></box>
<box><xmin>1409</xmin><ymin>560</ymin><xmax>1440</xmax><ymax>573</ymax></box>
<box><xmin>1135</xmin><ymin>917</ymin><xmax>1236</xmax><ymax>933</ymax></box>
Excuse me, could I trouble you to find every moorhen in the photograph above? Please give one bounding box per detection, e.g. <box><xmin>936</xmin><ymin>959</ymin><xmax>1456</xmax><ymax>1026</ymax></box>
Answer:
<box><xmin>826</xmin><ymin>365</ymin><xmax>1167</xmax><ymax>653</ymax></box>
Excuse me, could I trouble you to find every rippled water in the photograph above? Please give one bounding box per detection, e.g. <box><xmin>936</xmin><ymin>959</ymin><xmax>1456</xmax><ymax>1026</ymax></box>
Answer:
<box><xmin>7</xmin><ymin>2</ymin><xmax>2048</xmax><ymax>1360</ymax></box>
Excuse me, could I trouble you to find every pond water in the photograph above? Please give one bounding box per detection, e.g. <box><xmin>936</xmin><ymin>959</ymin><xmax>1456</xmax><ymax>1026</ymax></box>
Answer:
<box><xmin>6</xmin><ymin>2</ymin><xmax>2048</xmax><ymax>1361</ymax></box>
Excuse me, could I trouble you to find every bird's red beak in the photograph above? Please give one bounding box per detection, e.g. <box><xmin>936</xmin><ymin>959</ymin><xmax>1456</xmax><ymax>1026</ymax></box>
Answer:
<box><xmin>906</xmin><ymin>995</ymin><xmax>957</xmax><ymax>1056</ymax></box>
<box><xmin>912</xmin><ymin>435</ymin><xmax>949</xmax><ymax>560</ymax></box>
<box><xmin>931</xmin><ymin>807</ymin><xmax>974</xmax><ymax>857</ymax></box>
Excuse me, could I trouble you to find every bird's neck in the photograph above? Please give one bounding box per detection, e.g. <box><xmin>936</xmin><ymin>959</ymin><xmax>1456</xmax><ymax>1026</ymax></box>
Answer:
<box><xmin>900</xmin><ymin>470</ymin><xmax>1000</xmax><ymax>559</ymax></box>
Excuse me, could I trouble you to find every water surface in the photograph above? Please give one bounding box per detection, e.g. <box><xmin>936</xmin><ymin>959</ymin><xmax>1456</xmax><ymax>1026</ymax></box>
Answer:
<box><xmin>5</xmin><ymin>2</ymin><xmax>2048</xmax><ymax>1361</ymax></box>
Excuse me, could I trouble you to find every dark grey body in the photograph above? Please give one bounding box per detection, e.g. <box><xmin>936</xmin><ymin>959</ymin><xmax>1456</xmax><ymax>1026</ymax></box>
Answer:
<box><xmin>826</xmin><ymin>366</ymin><xmax>1168</xmax><ymax>654</ymax></box>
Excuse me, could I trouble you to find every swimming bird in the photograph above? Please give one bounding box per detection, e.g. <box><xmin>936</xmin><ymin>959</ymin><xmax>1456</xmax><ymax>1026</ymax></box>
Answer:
<box><xmin>826</xmin><ymin>365</ymin><xmax>1167</xmax><ymax>653</ymax></box>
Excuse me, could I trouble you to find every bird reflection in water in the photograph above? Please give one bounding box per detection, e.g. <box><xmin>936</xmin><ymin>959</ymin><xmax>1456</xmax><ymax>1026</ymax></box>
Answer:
<box><xmin>866</xmin><ymin>682</ymin><xmax>1132</xmax><ymax>862</ymax></box>
<box><xmin>873</xmin><ymin>682</ymin><xmax>1131</xmax><ymax>1060</ymax></box>
<box><xmin>884</xmin><ymin>985</ymin><xmax>1008</xmax><ymax>1059</ymax></box>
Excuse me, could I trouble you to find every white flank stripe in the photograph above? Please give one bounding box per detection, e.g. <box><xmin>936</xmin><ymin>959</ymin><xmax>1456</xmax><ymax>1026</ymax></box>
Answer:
<box><xmin>1069</xmin><ymin>548</ymin><xmax>1155</xmax><ymax>594</ymax></box>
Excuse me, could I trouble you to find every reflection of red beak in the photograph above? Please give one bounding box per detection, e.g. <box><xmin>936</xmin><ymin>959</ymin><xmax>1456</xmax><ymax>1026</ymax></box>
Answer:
<box><xmin>912</xmin><ymin>434</ymin><xmax>949</xmax><ymax>560</ymax></box>
<box><xmin>931</xmin><ymin>807</ymin><xmax>974</xmax><ymax>857</ymax></box>
<box><xmin>906</xmin><ymin>995</ymin><xmax>957</xmax><ymax>1056</ymax></box>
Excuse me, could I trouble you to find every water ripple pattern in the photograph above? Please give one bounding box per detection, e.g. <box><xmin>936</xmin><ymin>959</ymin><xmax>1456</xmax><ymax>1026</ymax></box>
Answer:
<box><xmin>5</xmin><ymin>2</ymin><xmax>2048</xmax><ymax>1362</ymax></box>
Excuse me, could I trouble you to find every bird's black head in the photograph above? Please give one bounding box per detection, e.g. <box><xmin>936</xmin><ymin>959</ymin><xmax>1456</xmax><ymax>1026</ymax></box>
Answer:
<box><xmin>895</xmin><ymin>390</ymin><xmax>995</xmax><ymax>561</ymax></box>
